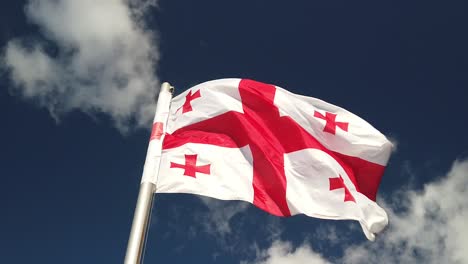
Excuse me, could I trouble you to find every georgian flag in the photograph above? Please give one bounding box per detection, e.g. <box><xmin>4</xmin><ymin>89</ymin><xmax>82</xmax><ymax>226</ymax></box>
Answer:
<box><xmin>143</xmin><ymin>79</ymin><xmax>393</xmax><ymax>240</ymax></box>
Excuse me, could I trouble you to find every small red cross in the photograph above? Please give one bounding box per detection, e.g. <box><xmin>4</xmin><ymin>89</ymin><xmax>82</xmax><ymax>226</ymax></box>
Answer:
<box><xmin>178</xmin><ymin>90</ymin><xmax>201</xmax><ymax>114</ymax></box>
<box><xmin>313</xmin><ymin>111</ymin><xmax>349</xmax><ymax>135</ymax></box>
<box><xmin>170</xmin><ymin>154</ymin><xmax>211</xmax><ymax>178</ymax></box>
<box><xmin>329</xmin><ymin>175</ymin><xmax>356</xmax><ymax>202</ymax></box>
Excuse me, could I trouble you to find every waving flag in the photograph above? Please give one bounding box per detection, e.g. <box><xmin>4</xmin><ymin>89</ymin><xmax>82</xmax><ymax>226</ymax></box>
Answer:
<box><xmin>144</xmin><ymin>79</ymin><xmax>392</xmax><ymax>240</ymax></box>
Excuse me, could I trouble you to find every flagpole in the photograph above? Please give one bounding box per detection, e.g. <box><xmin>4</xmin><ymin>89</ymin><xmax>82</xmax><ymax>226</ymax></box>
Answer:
<box><xmin>125</xmin><ymin>82</ymin><xmax>174</xmax><ymax>264</ymax></box>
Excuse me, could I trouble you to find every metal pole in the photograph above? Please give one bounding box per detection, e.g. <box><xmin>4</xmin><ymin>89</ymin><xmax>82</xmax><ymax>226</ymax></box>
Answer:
<box><xmin>124</xmin><ymin>182</ymin><xmax>156</xmax><ymax>264</ymax></box>
<box><xmin>124</xmin><ymin>83</ymin><xmax>174</xmax><ymax>264</ymax></box>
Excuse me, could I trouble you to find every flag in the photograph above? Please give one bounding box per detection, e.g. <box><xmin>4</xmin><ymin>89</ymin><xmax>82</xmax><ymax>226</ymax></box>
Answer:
<box><xmin>144</xmin><ymin>79</ymin><xmax>393</xmax><ymax>240</ymax></box>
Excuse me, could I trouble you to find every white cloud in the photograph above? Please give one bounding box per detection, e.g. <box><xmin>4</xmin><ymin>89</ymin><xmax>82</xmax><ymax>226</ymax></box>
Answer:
<box><xmin>245</xmin><ymin>241</ymin><xmax>330</xmax><ymax>264</ymax></box>
<box><xmin>344</xmin><ymin>159</ymin><xmax>468</xmax><ymax>264</ymax></box>
<box><xmin>2</xmin><ymin>0</ymin><xmax>159</xmax><ymax>132</ymax></box>
<box><xmin>247</xmin><ymin>159</ymin><xmax>468</xmax><ymax>264</ymax></box>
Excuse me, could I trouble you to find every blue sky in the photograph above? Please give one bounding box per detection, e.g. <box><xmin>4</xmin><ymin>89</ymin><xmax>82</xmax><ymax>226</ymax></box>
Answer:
<box><xmin>1</xmin><ymin>0</ymin><xmax>467</xmax><ymax>263</ymax></box>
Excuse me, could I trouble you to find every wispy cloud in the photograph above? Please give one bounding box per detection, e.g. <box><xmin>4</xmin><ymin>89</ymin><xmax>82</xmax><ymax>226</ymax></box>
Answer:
<box><xmin>244</xmin><ymin>240</ymin><xmax>330</xmax><ymax>264</ymax></box>
<box><xmin>196</xmin><ymin>197</ymin><xmax>282</xmax><ymax>257</ymax></box>
<box><xmin>198</xmin><ymin>196</ymin><xmax>250</xmax><ymax>237</ymax></box>
<box><xmin>2</xmin><ymin>0</ymin><xmax>159</xmax><ymax>132</ymax></box>
<box><xmin>246</xmin><ymin>159</ymin><xmax>468</xmax><ymax>264</ymax></box>
<box><xmin>344</xmin><ymin>159</ymin><xmax>468</xmax><ymax>264</ymax></box>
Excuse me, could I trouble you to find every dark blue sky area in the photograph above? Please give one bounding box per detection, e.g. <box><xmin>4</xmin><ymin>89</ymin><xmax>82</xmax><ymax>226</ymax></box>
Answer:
<box><xmin>1</xmin><ymin>1</ymin><xmax>467</xmax><ymax>263</ymax></box>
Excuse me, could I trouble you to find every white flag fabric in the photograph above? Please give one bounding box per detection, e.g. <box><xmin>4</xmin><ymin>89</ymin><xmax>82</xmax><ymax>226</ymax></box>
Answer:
<box><xmin>144</xmin><ymin>79</ymin><xmax>393</xmax><ymax>240</ymax></box>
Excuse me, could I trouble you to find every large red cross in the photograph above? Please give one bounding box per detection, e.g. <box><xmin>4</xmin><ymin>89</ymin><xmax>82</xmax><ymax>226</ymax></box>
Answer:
<box><xmin>164</xmin><ymin>80</ymin><xmax>385</xmax><ymax>216</ymax></box>
<box><xmin>314</xmin><ymin>111</ymin><xmax>349</xmax><ymax>135</ymax></box>
<box><xmin>170</xmin><ymin>154</ymin><xmax>211</xmax><ymax>178</ymax></box>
